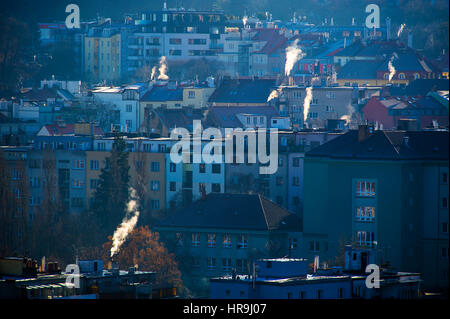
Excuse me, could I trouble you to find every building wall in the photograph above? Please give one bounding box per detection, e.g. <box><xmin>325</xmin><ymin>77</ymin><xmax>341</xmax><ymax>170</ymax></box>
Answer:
<box><xmin>303</xmin><ymin>156</ymin><xmax>449</xmax><ymax>289</ymax></box>
<box><xmin>84</xmin><ymin>33</ymin><xmax>121</xmax><ymax>81</ymax></box>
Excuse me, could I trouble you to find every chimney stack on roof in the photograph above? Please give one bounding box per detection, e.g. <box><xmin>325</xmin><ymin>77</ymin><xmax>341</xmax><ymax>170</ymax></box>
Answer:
<box><xmin>358</xmin><ymin>124</ymin><xmax>372</xmax><ymax>143</ymax></box>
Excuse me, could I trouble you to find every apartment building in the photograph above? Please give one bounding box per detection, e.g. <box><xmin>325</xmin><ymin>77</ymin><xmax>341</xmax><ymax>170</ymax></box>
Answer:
<box><xmin>303</xmin><ymin>126</ymin><xmax>449</xmax><ymax>290</ymax></box>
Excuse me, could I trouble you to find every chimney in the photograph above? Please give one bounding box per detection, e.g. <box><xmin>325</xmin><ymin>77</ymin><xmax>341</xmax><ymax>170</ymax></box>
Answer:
<box><xmin>408</xmin><ymin>32</ymin><xmax>413</xmax><ymax>48</ymax></box>
<box><xmin>358</xmin><ymin>124</ymin><xmax>372</xmax><ymax>142</ymax></box>
<box><xmin>386</xmin><ymin>17</ymin><xmax>391</xmax><ymax>40</ymax></box>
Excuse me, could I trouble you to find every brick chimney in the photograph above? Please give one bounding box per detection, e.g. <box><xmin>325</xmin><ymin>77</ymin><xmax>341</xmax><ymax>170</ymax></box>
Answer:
<box><xmin>358</xmin><ymin>124</ymin><xmax>372</xmax><ymax>142</ymax></box>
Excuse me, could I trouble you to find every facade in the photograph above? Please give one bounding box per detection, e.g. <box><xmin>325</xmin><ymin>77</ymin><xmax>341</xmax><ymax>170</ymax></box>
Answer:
<box><xmin>273</xmin><ymin>86</ymin><xmax>380</xmax><ymax>129</ymax></box>
<box><xmin>303</xmin><ymin>127</ymin><xmax>449</xmax><ymax>290</ymax></box>
<box><xmin>210</xmin><ymin>252</ymin><xmax>420</xmax><ymax>299</ymax></box>
<box><xmin>84</xmin><ymin>28</ymin><xmax>122</xmax><ymax>82</ymax></box>
<box><xmin>155</xmin><ymin>193</ymin><xmax>302</xmax><ymax>283</ymax></box>
<box><xmin>363</xmin><ymin>95</ymin><xmax>449</xmax><ymax>130</ymax></box>
<box><xmin>92</xmin><ymin>84</ymin><xmax>148</xmax><ymax>132</ymax></box>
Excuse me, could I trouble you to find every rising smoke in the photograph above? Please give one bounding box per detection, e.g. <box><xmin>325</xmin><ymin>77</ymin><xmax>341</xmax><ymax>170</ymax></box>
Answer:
<box><xmin>267</xmin><ymin>88</ymin><xmax>282</xmax><ymax>102</ymax></box>
<box><xmin>110</xmin><ymin>188</ymin><xmax>140</xmax><ymax>258</ymax></box>
<box><xmin>158</xmin><ymin>56</ymin><xmax>169</xmax><ymax>81</ymax></box>
<box><xmin>303</xmin><ymin>87</ymin><xmax>313</xmax><ymax>123</ymax></box>
<box><xmin>285</xmin><ymin>39</ymin><xmax>305</xmax><ymax>77</ymax></box>
<box><xmin>388</xmin><ymin>56</ymin><xmax>396</xmax><ymax>82</ymax></box>
<box><xmin>242</xmin><ymin>16</ymin><xmax>248</xmax><ymax>28</ymax></box>
<box><xmin>397</xmin><ymin>24</ymin><xmax>406</xmax><ymax>38</ymax></box>
<box><xmin>150</xmin><ymin>66</ymin><xmax>157</xmax><ymax>81</ymax></box>
<box><xmin>340</xmin><ymin>104</ymin><xmax>355</xmax><ymax>126</ymax></box>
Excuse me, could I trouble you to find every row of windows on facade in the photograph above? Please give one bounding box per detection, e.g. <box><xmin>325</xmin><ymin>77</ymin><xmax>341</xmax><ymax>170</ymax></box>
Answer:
<box><xmin>130</xmin><ymin>37</ymin><xmax>208</xmax><ymax>46</ymax></box>
<box><xmin>194</xmin><ymin>257</ymin><xmax>249</xmax><ymax>273</ymax></box>
<box><xmin>177</xmin><ymin>233</ymin><xmax>248</xmax><ymax>249</ymax></box>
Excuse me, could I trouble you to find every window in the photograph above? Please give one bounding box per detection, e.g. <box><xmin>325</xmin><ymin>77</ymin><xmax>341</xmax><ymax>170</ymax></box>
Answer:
<box><xmin>442</xmin><ymin>247</ymin><xmax>448</xmax><ymax>259</ymax></box>
<box><xmin>299</xmin><ymin>291</ymin><xmax>306</xmax><ymax>299</ymax></box>
<box><xmin>150</xmin><ymin>161</ymin><xmax>160</xmax><ymax>172</ymax></box>
<box><xmin>176</xmin><ymin>233</ymin><xmax>184</xmax><ymax>246</ymax></box>
<box><xmin>443</xmin><ymin>197</ymin><xmax>448</xmax><ymax>209</ymax></box>
<box><xmin>192</xmin><ymin>233</ymin><xmax>200</xmax><ymax>247</ymax></box>
<box><xmin>212</xmin><ymin>183</ymin><xmax>221</xmax><ymax>193</ymax></box>
<box><xmin>212</xmin><ymin>164</ymin><xmax>221</xmax><ymax>174</ymax></box>
<box><xmin>169</xmin><ymin>181</ymin><xmax>176</xmax><ymax>192</ymax></box>
<box><xmin>188</xmin><ymin>91</ymin><xmax>195</xmax><ymax>98</ymax></box>
<box><xmin>72</xmin><ymin>160</ymin><xmax>85</xmax><ymax>169</ymax></box>
<box><xmin>125</xmin><ymin>120</ymin><xmax>133</xmax><ymax>131</ymax></box>
<box><xmin>222</xmin><ymin>258</ymin><xmax>232</xmax><ymax>272</ymax></box>
<box><xmin>443</xmin><ymin>223</ymin><xmax>448</xmax><ymax>233</ymax></box>
<box><xmin>207</xmin><ymin>234</ymin><xmax>216</xmax><ymax>248</ymax></box>
<box><xmin>399</xmin><ymin>73</ymin><xmax>405</xmax><ymax>80</ymax></box>
<box><xmin>29</xmin><ymin>177</ymin><xmax>40</xmax><ymax>188</ymax></box>
<box><xmin>276</xmin><ymin>176</ymin><xmax>283</xmax><ymax>185</ymax></box>
<box><xmin>90</xmin><ymin>160</ymin><xmax>99</xmax><ymax>170</ymax></box>
<box><xmin>287</xmin><ymin>292</ymin><xmax>293</xmax><ymax>299</ymax></box>
<box><xmin>72</xmin><ymin>179</ymin><xmax>83</xmax><ymax>188</ymax></box>
<box><xmin>126</xmin><ymin>104</ymin><xmax>132</xmax><ymax>112</ymax></box>
<box><xmin>223</xmin><ymin>235</ymin><xmax>232</xmax><ymax>248</ymax></box>
<box><xmin>356</xmin><ymin>180</ymin><xmax>376</xmax><ymax>197</ymax></box>
<box><xmin>199</xmin><ymin>163</ymin><xmax>206</xmax><ymax>173</ymax></box>
<box><xmin>442</xmin><ymin>172</ymin><xmax>448</xmax><ymax>184</ymax></box>
<box><xmin>292</xmin><ymin>157</ymin><xmax>300</xmax><ymax>167</ymax></box>
<box><xmin>237</xmin><ymin>235</ymin><xmax>247</xmax><ymax>249</ymax></box>
<box><xmin>169</xmin><ymin>38</ymin><xmax>182</xmax><ymax>44</ymax></box>
<box><xmin>169</xmin><ymin>163</ymin><xmax>177</xmax><ymax>172</ymax></box>
<box><xmin>150</xmin><ymin>199</ymin><xmax>160</xmax><ymax>209</ymax></box>
<box><xmin>207</xmin><ymin>257</ymin><xmax>216</xmax><ymax>270</ymax></box>
<box><xmin>289</xmin><ymin>238</ymin><xmax>298</xmax><ymax>249</ymax></box>
<box><xmin>236</xmin><ymin>259</ymin><xmax>248</xmax><ymax>273</ymax></box>
<box><xmin>169</xmin><ymin>49</ymin><xmax>181</xmax><ymax>56</ymax></box>
<box><xmin>310</xmin><ymin>240</ymin><xmax>320</xmax><ymax>252</ymax></box>
<box><xmin>384</xmin><ymin>73</ymin><xmax>389</xmax><ymax>80</ymax></box>
<box><xmin>199</xmin><ymin>182</ymin><xmax>206</xmax><ymax>193</ymax></box>
<box><xmin>356</xmin><ymin>231</ymin><xmax>375</xmax><ymax>247</ymax></box>
<box><xmin>292</xmin><ymin>176</ymin><xmax>300</xmax><ymax>186</ymax></box>
<box><xmin>150</xmin><ymin>180</ymin><xmax>160</xmax><ymax>191</ymax></box>
<box><xmin>355</xmin><ymin>207</ymin><xmax>376</xmax><ymax>222</ymax></box>
<box><xmin>293</xmin><ymin>196</ymin><xmax>300</xmax><ymax>207</ymax></box>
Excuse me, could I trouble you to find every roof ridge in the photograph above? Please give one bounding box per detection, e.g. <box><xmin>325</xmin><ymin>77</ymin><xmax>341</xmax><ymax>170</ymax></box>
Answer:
<box><xmin>258</xmin><ymin>194</ymin><xmax>270</xmax><ymax>231</ymax></box>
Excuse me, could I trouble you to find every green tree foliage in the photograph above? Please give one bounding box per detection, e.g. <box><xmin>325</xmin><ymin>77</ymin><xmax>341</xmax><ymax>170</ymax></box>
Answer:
<box><xmin>91</xmin><ymin>134</ymin><xmax>130</xmax><ymax>243</ymax></box>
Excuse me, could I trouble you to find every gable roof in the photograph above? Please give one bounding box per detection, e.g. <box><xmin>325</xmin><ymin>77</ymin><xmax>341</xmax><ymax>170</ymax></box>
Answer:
<box><xmin>337</xmin><ymin>60</ymin><xmax>382</xmax><ymax>80</ymax></box>
<box><xmin>156</xmin><ymin>193</ymin><xmax>300</xmax><ymax>232</ymax></box>
<box><xmin>151</xmin><ymin>108</ymin><xmax>205</xmax><ymax>132</ymax></box>
<box><xmin>208</xmin><ymin>78</ymin><xmax>276</xmax><ymax>104</ymax></box>
<box><xmin>140</xmin><ymin>85</ymin><xmax>183</xmax><ymax>102</ymax></box>
<box><xmin>207</xmin><ymin>105</ymin><xmax>279</xmax><ymax>128</ymax></box>
<box><xmin>38</xmin><ymin>123</ymin><xmax>104</xmax><ymax>136</ymax></box>
<box><xmin>387</xmin><ymin>79</ymin><xmax>449</xmax><ymax>97</ymax></box>
<box><xmin>306</xmin><ymin>129</ymin><xmax>449</xmax><ymax>161</ymax></box>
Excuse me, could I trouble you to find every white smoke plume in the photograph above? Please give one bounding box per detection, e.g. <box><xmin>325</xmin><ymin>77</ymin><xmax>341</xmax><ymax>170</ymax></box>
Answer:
<box><xmin>150</xmin><ymin>66</ymin><xmax>157</xmax><ymax>81</ymax></box>
<box><xmin>303</xmin><ymin>87</ymin><xmax>313</xmax><ymax>123</ymax></box>
<box><xmin>388</xmin><ymin>56</ymin><xmax>396</xmax><ymax>82</ymax></box>
<box><xmin>158</xmin><ymin>56</ymin><xmax>169</xmax><ymax>81</ymax></box>
<box><xmin>340</xmin><ymin>104</ymin><xmax>355</xmax><ymax>125</ymax></box>
<box><xmin>397</xmin><ymin>24</ymin><xmax>406</xmax><ymax>38</ymax></box>
<box><xmin>242</xmin><ymin>16</ymin><xmax>248</xmax><ymax>28</ymax></box>
<box><xmin>285</xmin><ymin>39</ymin><xmax>305</xmax><ymax>77</ymax></box>
<box><xmin>267</xmin><ymin>88</ymin><xmax>282</xmax><ymax>102</ymax></box>
<box><xmin>110</xmin><ymin>188</ymin><xmax>140</xmax><ymax>258</ymax></box>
